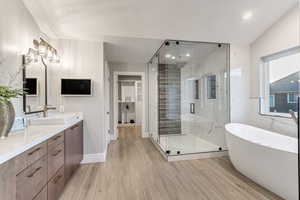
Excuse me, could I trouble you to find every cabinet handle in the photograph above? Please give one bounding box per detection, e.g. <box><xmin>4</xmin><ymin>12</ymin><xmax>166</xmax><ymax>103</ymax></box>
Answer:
<box><xmin>27</xmin><ymin>167</ymin><xmax>42</xmax><ymax>178</ymax></box>
<box><xmin>52</xmin><ymin>149</ymin><xmax>62</xmax><ymax>157</ymax></box>
<box><xmin>53</xmin><ymin>135</ymin><xmax>62</xmax><ymax>141</ymax></box>
<box><xmin>28</xmin><ymin>147</ymin><xmax>41</xmax><ymax>156</ymax></box>
<box><xmin>53</xmin><ymin>175</ymin><xmax>63</xmax><ymax>184</ymax></box>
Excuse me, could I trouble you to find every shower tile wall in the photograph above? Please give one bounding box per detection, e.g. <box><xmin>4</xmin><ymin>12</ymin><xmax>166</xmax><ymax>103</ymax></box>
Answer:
<box><xmin>158</xmin><ymin>64</ymin><xmax>181</xmax><ymax>135</ymax></box>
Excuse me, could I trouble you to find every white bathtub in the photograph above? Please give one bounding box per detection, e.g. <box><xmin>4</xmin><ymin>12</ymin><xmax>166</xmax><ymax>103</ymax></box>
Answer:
<box><xmin>225</xmin><ymin>123</ymin><xmax>298</xmax><ymax>200</ymax></box>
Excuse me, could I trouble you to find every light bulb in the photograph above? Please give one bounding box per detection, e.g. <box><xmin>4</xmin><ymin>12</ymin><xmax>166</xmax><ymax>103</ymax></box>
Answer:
<box><xmin>242</xmin><ymin>11</ymin><xmax>253</xmax><ymax>21</ymax></box>
<box><xmin>26</xmin><ymin>48</ymin><xmax>38</xmax><ymax>63</ymax></box>
<box><xmin>47</xmin><ymin>47</ymin><xmax>54</xmax><ymax>60</ymax></box>
<box><xmin>39</xmin><ymin>41</ymin><xmax>48</xmax><ymax>57</ymax></box>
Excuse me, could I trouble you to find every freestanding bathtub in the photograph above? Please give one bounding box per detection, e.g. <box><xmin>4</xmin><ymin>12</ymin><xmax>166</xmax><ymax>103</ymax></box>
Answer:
<box><xmin>225</xmin><ymin>123</ymin><xmax>298</xmax><ymax>200</ymax></box>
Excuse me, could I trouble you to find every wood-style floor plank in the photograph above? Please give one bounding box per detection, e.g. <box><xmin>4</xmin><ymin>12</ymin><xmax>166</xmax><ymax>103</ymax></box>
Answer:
<box><xmin>59</xmin><ymin>126</ymin><xmax>282</xmax><ymax>200</ymax></box>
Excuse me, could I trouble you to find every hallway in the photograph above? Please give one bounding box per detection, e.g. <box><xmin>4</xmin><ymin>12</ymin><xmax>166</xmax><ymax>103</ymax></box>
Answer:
<box><xmin>59</xmin><ymin>128</ymin><xmax>282</xmax><ymax>200</ymax></box>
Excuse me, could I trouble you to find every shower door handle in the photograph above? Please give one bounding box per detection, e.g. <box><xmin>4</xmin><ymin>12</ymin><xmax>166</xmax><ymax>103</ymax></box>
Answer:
<box><xmin>190</xmin><ymin>103</ymin><xmax>195</xmax><ymax>114</ymax></box>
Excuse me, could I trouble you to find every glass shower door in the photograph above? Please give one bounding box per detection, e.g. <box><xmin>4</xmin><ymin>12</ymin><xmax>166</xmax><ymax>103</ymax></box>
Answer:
<box><xmin>149</xmin><ymin>40</ymin><xmax>230</xmax><ymax>156</ymax></box>
<box><xmin>148</xmin><ymin>55</ymin><xmax>159</xmax><ymax>143</ymax></box>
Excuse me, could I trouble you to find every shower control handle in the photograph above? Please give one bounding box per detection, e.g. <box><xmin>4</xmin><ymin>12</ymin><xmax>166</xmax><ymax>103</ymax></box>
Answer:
<box><xmin>190</xmin><ymin>103</ymin><xmax>195</xmax><ymax>114</ymax></box>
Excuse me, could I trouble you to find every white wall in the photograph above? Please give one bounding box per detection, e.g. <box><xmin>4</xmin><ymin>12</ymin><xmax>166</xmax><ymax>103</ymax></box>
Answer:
<box><xmin>48</xmin><ymin>39</ymin><xmax>106</xmax><ymax>159</ymax></box>
<box><xmin>0</xmin><ymin>0</ymin><xmax>41</xmax><ymax>116</ymax></box>
<box><xmin>135</xmin><ymin>81</ymin><xmax>143</xmax><ymax>124</ymax></box>
<box><xmin>249</xmin><ymin>6</ymin><xmax>299</xmax><ymax>137</ymax></box>
<box><xmin>230</xmin><ymin>45</ymin><xmax>251</xmax><ymax>123</ymax></box>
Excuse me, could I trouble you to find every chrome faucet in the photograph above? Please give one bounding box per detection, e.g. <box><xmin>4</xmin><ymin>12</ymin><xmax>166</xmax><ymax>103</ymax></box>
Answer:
<box><xmin>42</xmin><ymin>105</ymin><xmax>57</xmax><ymax>118</ymax></box>
<box><xmin>289</xmin><ymin>110</ymin><xmax>298</xmax><ymax>125</ymax></box>
<box><xmin>26</xmin><ymin>105</ymin><xmax>31</xmax><ymax>113</ymax></box>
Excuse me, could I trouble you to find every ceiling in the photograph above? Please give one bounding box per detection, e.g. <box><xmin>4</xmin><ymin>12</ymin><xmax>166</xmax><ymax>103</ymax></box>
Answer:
<box><xmin>103</xmin><ymin>36</ymin><xmax>162</xmax><ymax>64</ymax></box>
<box><xmin>23</xmin><ymin>0</ymin><xmax>298</xmax><ymax>44</ymax></box>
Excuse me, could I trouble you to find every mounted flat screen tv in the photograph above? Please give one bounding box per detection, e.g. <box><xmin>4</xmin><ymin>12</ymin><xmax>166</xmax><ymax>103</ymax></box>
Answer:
<box><xmin>61</xmin><ymin>79</ymin><xmax>92</xmax><ymax>96</ymax></box>
<box><xmin>25</xmin><ymin>78</ymin><xmax>38</xmax><ymax>96</ymax></box>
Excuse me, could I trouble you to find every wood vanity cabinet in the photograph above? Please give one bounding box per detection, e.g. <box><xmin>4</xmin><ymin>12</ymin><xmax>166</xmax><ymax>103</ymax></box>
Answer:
<box><xmin>0</xmin><ymin>159</ymin><xmax>16</xmax><ymax>200</ymax></box>
<box><xmin>64</xmin><ymin>121</ymin><xmax>83</xmax><ymax>182</ymax></box>
<box><xmin>0</xmin><ymin>120</ymin><xmax>83</xmax><ymax>200</ymax></box>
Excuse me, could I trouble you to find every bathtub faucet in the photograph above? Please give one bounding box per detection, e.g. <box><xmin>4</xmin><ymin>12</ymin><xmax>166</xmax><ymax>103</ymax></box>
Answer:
<box><xmin>289</xmin><ymin>110</ymin><xmax>298</xmax><ymax>125</ymax></box>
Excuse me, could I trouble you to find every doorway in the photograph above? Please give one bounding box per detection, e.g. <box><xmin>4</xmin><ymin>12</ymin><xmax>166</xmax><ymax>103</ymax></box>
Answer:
<box><xmin>113</xmin><ymin>72</ymin><xmax>146</xmax><ymax>140</ymax></box>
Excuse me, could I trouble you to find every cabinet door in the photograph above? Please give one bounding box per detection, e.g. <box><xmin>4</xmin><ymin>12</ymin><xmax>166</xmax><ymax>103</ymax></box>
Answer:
<box><xmin>74</xmin><ymin>121</ymin><xmax>83</xmax><ymax>168</ymax></box>
<box><xmin>64</xmin><ymin>128</ymin><xmax>73</xmax><ymax>182</ymax></box>
<box><xmin>0</xmin><ymin>159</ymin><xmax>16</xmax><ymax>200</ymax></box>
<box><xmin>33</xmin><ymin>186</ymin><xmax>47</xmax><ymax>200</ymax></box>
<box><xmin>64</xmin><ymin>121</ymin><xmax>83</xmax><ymax>182</ymax></box>
<box><xmin>79</xmin><ymin>121</ymin><xmax>83</xmax><ymax>163</ymax></box>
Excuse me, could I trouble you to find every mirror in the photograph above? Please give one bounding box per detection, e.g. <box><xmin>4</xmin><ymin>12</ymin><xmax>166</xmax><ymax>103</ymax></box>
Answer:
<box><xmin>23</xmin><ymin>60</ymin><xmax>46</xmax><ymax>113</ymax></box>
<box><xmin>21</xmin><ymin>38</ymin><xmax>60</xmax><ymax>115</ymax></box>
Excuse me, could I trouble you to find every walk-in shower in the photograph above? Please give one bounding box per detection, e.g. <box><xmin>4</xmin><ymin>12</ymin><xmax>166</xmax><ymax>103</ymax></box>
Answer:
<box><xmin>148</xmin><ymin>40</ymin><xmax>230</xmax><ymax>160</ymax></box>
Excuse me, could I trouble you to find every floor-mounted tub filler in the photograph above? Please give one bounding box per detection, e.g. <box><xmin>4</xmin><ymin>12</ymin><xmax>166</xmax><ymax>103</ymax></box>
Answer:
<box><xmin>225</xmin><ymin>123</ymin><xmax>298</xmax><ymax>200</ymax></box>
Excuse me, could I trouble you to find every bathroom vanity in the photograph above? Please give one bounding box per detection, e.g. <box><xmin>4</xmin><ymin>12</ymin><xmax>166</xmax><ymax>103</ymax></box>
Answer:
<box><xmin>0</xmin><ymin>115</ymin><xmax>83</xmax><ymax>200</ymax></box>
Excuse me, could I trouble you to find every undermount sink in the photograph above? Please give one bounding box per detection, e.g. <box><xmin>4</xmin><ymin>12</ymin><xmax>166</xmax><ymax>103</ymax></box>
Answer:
<box><xmin>29</xmin><ymin>113</ymin><xmax>82</xmax><ymax>126</ymax></box>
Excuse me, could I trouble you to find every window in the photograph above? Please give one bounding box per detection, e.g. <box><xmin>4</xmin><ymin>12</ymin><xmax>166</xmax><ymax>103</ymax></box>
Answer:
<box><xmin>260</xmin><ymin>46</ymin><xmax>300</xmax><ymax>116</ymax></box>
<box><xmin>287</xmin><ymin>92</ymin><xmax>298</xmax><ymax>104</ymax></box>
<box><xmin>269</xmin><ymin>95</ymin><xmax>275</xmax><ymax>107</ymax></box>
<box><xmin>207</xmin><ymin>75</ymin><xmax>216</xmax><ymax>99</ymax></box>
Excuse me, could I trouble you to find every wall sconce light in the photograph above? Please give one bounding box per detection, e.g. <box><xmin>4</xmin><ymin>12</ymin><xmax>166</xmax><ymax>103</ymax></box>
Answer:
<box><xmin>38</xmin><ymin>38</ymin><xmax>48</xmax><ymax>58</ymax></box>
<box><xmin>22</xmin><ymin>38</ymin><xmax>61</xmax><ymax>115</ymax></box>
<box><xmin>50</xmin><ymin>49</ymin><xmax>60</xmax><ymax>63</ymax></box>
<box><xmin>25</xmin><ymin>38</ymin><xmax>60</xmax><ymax>65</ymax></box>
<box><xmin>24</xmin><ymin>48</ymin><xmax>38</xmax><ymax>64</ymax></box>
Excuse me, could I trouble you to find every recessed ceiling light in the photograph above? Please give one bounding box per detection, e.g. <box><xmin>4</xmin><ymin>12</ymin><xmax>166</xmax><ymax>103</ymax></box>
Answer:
<box><xmin>186</xmin><ymin>53</ymin><xmax>190</xmax><ymax>57</ymax></box>
<box><xmin>165</xmin><ymin>54</ymin><xmax>171</xmax><ymax>58</ymax></box>
<box><xmin>242</xmin><ymin>11</ymin><xmax>253</xmax><ymax>20</ymax></box>
<box><xmin>171</xmin><ymin>56</ymin><xmax>176</xmax><ymax>60</ymax></box>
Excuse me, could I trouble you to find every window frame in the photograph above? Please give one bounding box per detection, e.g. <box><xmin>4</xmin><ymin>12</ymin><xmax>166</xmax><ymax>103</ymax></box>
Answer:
<box><xmin>287</xmin><ymin>92</ymin><xmax>298</xmax><ymax>104</ymax></box>
<box><xmin>259</xmin><ymin>46</ymin><xmax>300</xmax><ymax>118</ymax></box>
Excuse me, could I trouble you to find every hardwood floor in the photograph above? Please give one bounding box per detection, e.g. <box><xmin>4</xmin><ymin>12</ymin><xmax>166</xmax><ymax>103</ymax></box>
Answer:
<box><xmin>118</xmin><ymin>125</ymin><xmax>142</xmax><ymax>139</ymax></box>
<box><xmin>59</xmin><ymin>127</ymin><xmax>282</xmax><ymax>200</ymax></box>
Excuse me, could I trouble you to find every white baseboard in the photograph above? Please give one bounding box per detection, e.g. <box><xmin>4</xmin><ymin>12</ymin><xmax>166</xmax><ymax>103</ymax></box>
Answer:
<box><xmin>81</xmin><ymin>151</ymin><xmax>107</xmax><ymax>164</ymax></box>
<box><xmin>142</xmin><ymin>131</ymin><xmax>149</xmax><ymax>138</ymax></box>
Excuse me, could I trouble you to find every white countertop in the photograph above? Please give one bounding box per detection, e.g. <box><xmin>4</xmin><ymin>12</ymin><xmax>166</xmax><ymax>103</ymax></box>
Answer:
<box><xmin>0</xmin><ymin>112</ymin><xmax>83</xmax><ymax>165</ymax></box>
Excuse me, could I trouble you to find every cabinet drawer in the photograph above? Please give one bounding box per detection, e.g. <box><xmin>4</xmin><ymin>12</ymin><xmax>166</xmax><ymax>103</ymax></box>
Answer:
<box><xmin>48</xmin><ymin>132</ymin><xmax>64</xmax><ymax>150</ymax></box>
<box><xmin>48</xmin><ymin>143</ymin><xmax>64</xmax><ymax>180</ymax></box>
<box><xmin>33</xmin><ymin>186</ymin><xmax>47</xmax><ymax>200</ymax></box>
<box><xmin>48</xmin><ymin>167</ymin><xmax>65</xmax><ymax>200</ymax></box>
<box><xmin>15</xmin><ymin>142</ymin><xmax>47</xmax><ymax>175</ymax></box>
<box><xmin>16</xmin><ymin>156</ymin><xmax>47</xmax><ymax>200</ymax></box>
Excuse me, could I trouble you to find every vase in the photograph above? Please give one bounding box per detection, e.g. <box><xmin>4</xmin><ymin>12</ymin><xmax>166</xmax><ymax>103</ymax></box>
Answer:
<box><xmin>0</xmin><ymin>101</ymin><xmax>15</xmax><ymax>138</ymax></box>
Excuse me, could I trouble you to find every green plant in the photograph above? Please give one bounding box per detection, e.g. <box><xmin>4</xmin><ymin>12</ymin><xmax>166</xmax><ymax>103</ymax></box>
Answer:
<box><xmin>0</xmin><ymin>86</ymin><xmax>25</xmax><ymax>103</ymax></box>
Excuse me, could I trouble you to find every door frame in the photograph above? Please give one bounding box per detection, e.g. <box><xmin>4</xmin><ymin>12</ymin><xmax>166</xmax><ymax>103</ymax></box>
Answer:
<box><xmin>113</xmin><ymin>71</ymin><xmax>146</xmax><ymax>139</ymax></box>
<box><xmin>104</xmin><ymin>61</ymin><xmax>111</xmax><ymax>146</ymax></box>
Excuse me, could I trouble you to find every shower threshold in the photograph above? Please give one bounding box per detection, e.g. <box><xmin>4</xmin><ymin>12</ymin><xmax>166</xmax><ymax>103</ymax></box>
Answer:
<box><xmin>150</xmin><ymin>134</ymin><xmax>228</xmax><ymax>162</ymax></box>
